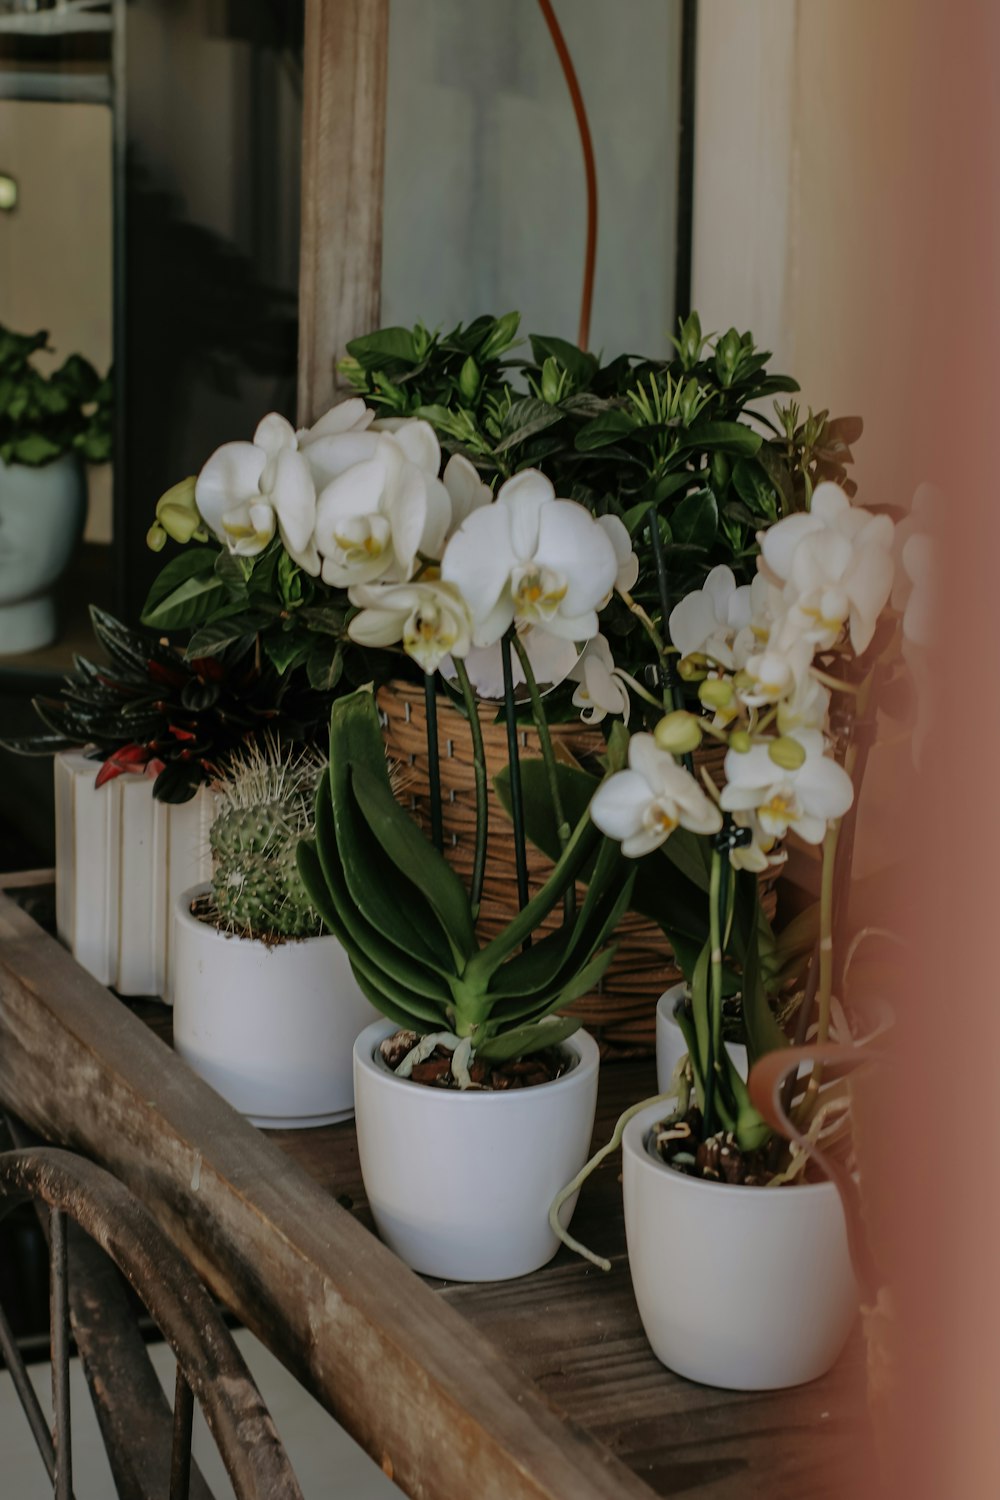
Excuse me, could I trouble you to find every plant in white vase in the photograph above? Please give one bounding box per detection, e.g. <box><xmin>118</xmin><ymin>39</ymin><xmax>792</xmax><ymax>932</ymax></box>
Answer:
<box><xmin>172</xmin><ymin>739</ymin><xmax>376</xmax><ymax>1129</ymax></box>
<box><xmin>544</xmin><ymin>480</ymin><xmax>913</xmax><ymax>1390</ymax></box>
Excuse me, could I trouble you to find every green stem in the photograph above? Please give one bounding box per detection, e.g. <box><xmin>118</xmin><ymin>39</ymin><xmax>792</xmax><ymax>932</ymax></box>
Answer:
<box><xmin>500</xmin><ymin>633</ymin><xmax>530</xmax><ymax>924</ymax></box>
<box><xmin>453</xmin><ymin>658</ymin><xmax>488</xmax><ymax>921</ymax></box>
<box><xmin>816</xmin><ymin>820</ymin><xmax>840</xmax><ymax>1047</ymax></box>
<box><xmin>704</xmin><ymin>849</ymin><xmax>725</xmax><ymax>1136</ymax></box>
<box><xmin>424</xmin><ymin>673</ymin><xmax>443</xmax><ymax>852</ymax></box>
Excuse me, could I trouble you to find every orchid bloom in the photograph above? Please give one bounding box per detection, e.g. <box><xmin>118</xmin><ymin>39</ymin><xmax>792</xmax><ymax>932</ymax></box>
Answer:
<box><xmin>590</xmin><ymin>734</ymin><xmax>722</xmax><ymax>858</ymax></box>
<box><xmin>759</xmin><ymin>482</ymin><xmax>895</xmax><ymax>654</ymax></box>
<box><xmin>668</xmin><ymin>565</ymin><xmax>755</xmax><ymax>669</ymax></box>
<box><xmin>720</xmin><ymin>729</ymin><xmax>854</xmax><ymax>844</ymax></box>
<box><xmin>597</xmin><ymin>514</ymin><xmax>640</xmax><ymax>599</ymax></box>
<box><xmin>440</xmin><ymin>470</ymin><xmax>618</xmax><ymax>648</ymax></box>
<box><xmin>568</xmin><ymin>634</ymin><xmax>631</xmax><ymax>725</ymax></box>
<box><xmin>728</xmin><ymin>812</ymin><xmax>783</xmax><ymax>874</ymax></box>
<box><xmin>195</xmin><ymin>412</ymin><xmax>320</xmax><ymax>574</ymax></box>
<box><xmin>442</xmin><ymin>453</ymin><xmax>493</xmax><ymax>537</ymax></box>
<box><xmin>296</xmin><ymin>397</ymin><xmax>379</xmax><ymax>490</ymax></box>
<box><xmin>347</xmin><ymin>579</ymin><xmax>473</xmax><ymax>675</ymax></box>
<box><xmin>313</xmin><ymin>424</ymin><xmax>451</xmax><ymax>588</ymax></box>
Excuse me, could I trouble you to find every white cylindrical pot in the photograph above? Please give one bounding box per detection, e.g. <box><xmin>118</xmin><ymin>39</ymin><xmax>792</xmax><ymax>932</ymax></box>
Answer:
<box><xmin>353</xmin><ymin>1019</ymin><xmax>600</xmax><ymax>1281</ymax></box>
<box><xmin>656</xmin><ymin>983</ymin><xmax>747</xmax><ymax>1093</ymax></box>
<box><xmin>0</xmin><ymin>454</ymin><xmax>86</xmax><ymax>654</ymax></box>
<box><xmin>623</xmin><ymin>1101</ymin><xmax>858</xmax><ymax>1389</ymax></box>
<box><xmin>172</xmin><ymin>887</ymin><xmax>378</xmax><ymax>1128</ymax></box>
<box><xmin>54</xmin><ymin>752</ymin><xmax>215</xmax><ymax>999</ymax></box>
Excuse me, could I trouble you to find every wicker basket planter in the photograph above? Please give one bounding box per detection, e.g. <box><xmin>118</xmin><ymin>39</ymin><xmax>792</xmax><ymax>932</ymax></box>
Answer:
<box><xmin>379</xmin><ymin>680</ymin><xmax>779</xmax><ymax>1055</ymax></box>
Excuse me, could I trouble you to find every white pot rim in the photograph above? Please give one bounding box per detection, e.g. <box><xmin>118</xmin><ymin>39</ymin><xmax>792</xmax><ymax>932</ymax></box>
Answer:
<box><xmin>176</xmin><ymin>884</ymin><xmax>333</xmax><ymax>953</ymax></box>
<box><xmin>623</xmin><ymin>1099</ymin><xmax>841</xmax><ymax>1201</ymax></box>
<box><xmin>354</xmin><ymin>1017</ymin><xmax>599</xmax><ymax>1106</ymax></box>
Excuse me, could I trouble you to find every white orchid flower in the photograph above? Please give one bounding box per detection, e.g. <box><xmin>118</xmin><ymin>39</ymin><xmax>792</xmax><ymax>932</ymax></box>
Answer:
<box><xmin>314</xmin><ymin>428</ymin><xmax>451</xmax><ymax>588</ymax></box>
<box><xmin>597</xmin><ymin>514</ymin><xmax>640</xmax><ymax>599</ymax></box>
<box><xmin>775</xmin><ymin>671</ymin><xmax>831</xmax><ymax>734</ymax></box>
<box><xmin>759</xmin><ymin>482</ymin><xmax>895</xmax><ymax>654</ymax></box>
<box><xmin>728</xmin><ymin>812</ymin><xmax>784</xmax><ymax>873</ymax></box>
<box><xmin>720</xmin><ymin>729</ymin><xmax>854</xmax><ymax>844</ymax></box>
<box><xmin>591</xmin><ymin>733</ymin><xmax>722</xmax><ymax>858</ymax></box>
<box><xmin>444</xmin><ymin>627</ymin><xmax>580</xmax><ymax>701</ymax></box>
<box><xmin>669</xmin><ymin>565</ymin><xmax>755</xmax><ymax>669</ymax></box>
<box><xmin>737</xmin><ymin>631</ymin><xmax>815</xmax><ymax>710</ymax></box>
<box><xmin>347</xmin><ymin>579</ymin><xmax>473</xmax><ymax>676</ymax></box>
<box><xmin>569</xmin><ymin>634</ymin><xmax>631</xmax><ymax>725</ymax></box>
<box><xmin>195</xmin><ymin>413</ymin><xmax>320</xmax><ymax>575</ymax></box>
<box><xmin>442</xmin><ymin>454</ymin><xmax>492</xmax><ymax>537</ymax></box>
<box><xmin>440</xmin><ymin>470</ymin><xmax>618</xmax><ymax>648</ymax></box>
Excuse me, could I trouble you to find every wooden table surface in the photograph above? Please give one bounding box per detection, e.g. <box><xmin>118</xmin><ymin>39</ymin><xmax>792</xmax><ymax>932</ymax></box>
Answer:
<box><xmin>0</xmin><ymin>880</ymin><xmax>869</xmax><ymax>1499</ymax></box>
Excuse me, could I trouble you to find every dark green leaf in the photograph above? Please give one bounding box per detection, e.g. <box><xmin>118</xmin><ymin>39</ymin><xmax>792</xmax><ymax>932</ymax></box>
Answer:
<box><xmin>669</xmin><ymin>488</ymin><xmax>718</xmax><ymax>551</ymax></box>
<box><xmin>475</xmin><ymin>1015</ymin><xmax>581</xmax><ymax>1063</ymax></box>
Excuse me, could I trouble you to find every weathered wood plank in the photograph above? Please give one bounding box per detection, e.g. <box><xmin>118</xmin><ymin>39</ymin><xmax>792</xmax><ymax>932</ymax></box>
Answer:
<box><xmin>0</xmin><ymin>891</ymin><xmax>654</xmax><ymax>1500</ymax></box>
<box><xmin>297</xmin><ymin>0</ymin><xmax>389</xmax><ymax>425</ymax></box>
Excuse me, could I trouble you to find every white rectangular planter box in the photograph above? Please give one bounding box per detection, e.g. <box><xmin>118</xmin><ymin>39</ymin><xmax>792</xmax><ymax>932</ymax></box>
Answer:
<box><xmin>54</xmin><ymin>751</ymin><xmax>215</xmax><ymax>1001</ymax></box>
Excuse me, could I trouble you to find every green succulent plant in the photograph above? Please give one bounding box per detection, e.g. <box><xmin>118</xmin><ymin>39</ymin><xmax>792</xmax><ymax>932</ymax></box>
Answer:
<box><xmin>209</xmin><ymin>740</ymin><xmax>325</xmax><ymax>940</ymax></box>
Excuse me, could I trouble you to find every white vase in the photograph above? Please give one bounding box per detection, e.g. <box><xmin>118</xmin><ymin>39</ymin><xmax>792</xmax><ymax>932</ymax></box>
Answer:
<box><xmin>54</xmin><ymin>751</ymin><xmax>215</xmax><ymax>999</ymax></box>
<box><xmin>656</xmin><ymin>982</ymin><xmax>748</xmax><ymax>1093</ymax></box>
<box><xmin>353</xmin><ymin>1019</ymin><xmax>600</xmax><ymax>1281</ymax></box>
<box><xmin>172</xmin><ymin>887</ymin><xmax>378</xmax><ymax>1128</ymax></box>
<box><xmin>0</xmin><ymin>454</ymin><xmax>86</xmax><ymax>654</ymax></box>
<box><xmin>622</xmin><ymin>1100</ymin><xmax>858</xmax><ymax>1389</ymax></box>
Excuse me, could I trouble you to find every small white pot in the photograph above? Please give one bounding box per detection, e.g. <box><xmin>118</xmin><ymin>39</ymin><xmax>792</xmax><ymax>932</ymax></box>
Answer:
<box><xmin>623</xmin><ymin>1101</ymin><xmax>858</xmax><ymax>1389</ymax></box>
<box><xmin>656</xmin><ymin>983</ymin><xmax>747</xmax><ymax>1093</ymax></box>
<box><xmin>54</xmin><ymin>751</ymin><xmax>215</xmax><ymax>999</ymax></box>
<box><xmin>353</xmin><ymin>1020</ymin><xmax>600</xmax><ymax>1281</ymax></box>
<box><xmin>0</xmin><ymin>453</ymin><xmax>86</xmax><ymax>654</ymax></box>
<box><xmin>172</xmin><ymin>887</ymin><xmax>378</xmax><ymax>1128</ymax></box>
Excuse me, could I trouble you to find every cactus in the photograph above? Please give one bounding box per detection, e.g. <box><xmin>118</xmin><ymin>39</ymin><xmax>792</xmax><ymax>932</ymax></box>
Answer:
<box><xmin>209</xmin><ymin>740</ymin><xmax>325</xmax><ymax>940</ymax></box>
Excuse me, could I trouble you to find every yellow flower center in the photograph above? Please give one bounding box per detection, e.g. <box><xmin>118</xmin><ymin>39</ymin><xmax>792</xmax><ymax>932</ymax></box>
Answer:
<box><xmin>511</xmin><ymin>564</ymin><xmax>568</xmax><ymax>622</ymax></box>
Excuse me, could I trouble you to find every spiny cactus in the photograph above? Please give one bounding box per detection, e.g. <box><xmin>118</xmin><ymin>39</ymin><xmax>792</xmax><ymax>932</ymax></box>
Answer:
<box><xmin>209</xmin><ymin>740</ymin><xmax>326</xmax><ymax>940</ymax></box>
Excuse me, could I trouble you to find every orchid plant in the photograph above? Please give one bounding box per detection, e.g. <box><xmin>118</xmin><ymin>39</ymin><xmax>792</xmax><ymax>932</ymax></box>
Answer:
<box><xmin>545</xmin><ymin>479</ymin><xmax>932</xmax><ymax>1258</ymax></box>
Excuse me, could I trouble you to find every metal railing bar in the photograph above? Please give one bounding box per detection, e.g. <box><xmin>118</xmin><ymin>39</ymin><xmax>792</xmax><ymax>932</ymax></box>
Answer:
<box><xmin>0</xmin><ymin>1296</ymin><xmax>56</xmax><ymax>1479</ymax></box>
<box><xmin>170</xmin><ymin>1367</ymin><xmax>195</xmax><ymax>1500</ymax></box>
<box><xmin>50</xmin><ymin>1207</ymin><xmax>73</xmax><ymax>1500</ymax></box>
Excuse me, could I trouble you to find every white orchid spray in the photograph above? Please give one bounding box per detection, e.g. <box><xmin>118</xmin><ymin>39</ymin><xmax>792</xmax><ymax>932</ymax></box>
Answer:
<box><xmin>195</xmin><ymin>412</ymin><xmax>321</xmax><ymax>575</ymax></box>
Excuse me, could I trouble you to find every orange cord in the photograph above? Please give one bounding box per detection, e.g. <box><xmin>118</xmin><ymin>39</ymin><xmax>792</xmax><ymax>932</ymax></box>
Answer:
<box><xmin>536</xmin><ymin>0</ymin><xmax>598</xmax><ymax>352</ymax></box>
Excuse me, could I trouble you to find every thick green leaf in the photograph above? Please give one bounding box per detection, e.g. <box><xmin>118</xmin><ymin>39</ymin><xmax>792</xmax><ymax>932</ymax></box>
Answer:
<box><xmin>326</xmin><ymin>693</ymin><xmax>462</xmax><ymax>972</ymax></box>
<box><xmin>494</xmin><ymin>397</ymin><xmax>564</xmax><ymax>454</ymax></box>
<box><xmin>141</xmin><ymin>552</ymin><xmax>224</xmax><ymax>631</ymax></box>
<box><xmin>307</xmin><ymin>642</ymin><xmax>344</xmax><ymax>692</ymax></box>
<box><xmin>313</xmin><ymin>760</ymin><xmax>454</xmax><ymax>986</ymax></box>
<box><xmin>574</xmin><ymin>408</ymin><xmax>638</xmax><ymax>452</ymax></box>
<box><xmin>474</xmin><ymin>1015</ymin><xmax>581</xmax><ymax>1064</ymax></box>
<box><xmin>669</xmin><ymin>488</ymin><xmax>718</xmax><ymax>551</ymax></box>
<box><xmin>345</xmin><ymin>326</ymin><xmax>419</xmax><ymax>369</ymax></box>
<box><xmin>678</xmin><ymin>421</ymin><xmax>763</xmax><ymax>456</ymax></box>
<box><xmin>352</xmin><ymin>762</ymin><xmax>477</xmax><ymax>962</ymax></box>
<box><xmin>527</xmin><ymin>334</ymin><xmax>598</xmax><ymax>388</ymax></box>
<box><xmin>185</xmin><ymin>611</ymin><xmax>276</xmax><ymax>658</ymax></box>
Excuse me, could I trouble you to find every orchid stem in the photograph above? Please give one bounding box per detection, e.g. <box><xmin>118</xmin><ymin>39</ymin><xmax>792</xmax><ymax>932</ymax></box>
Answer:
<box><xmin>424</xmin><ymin>673</ymin><xmax>443</xmax><ymax>853</ymax></box>
<box><xmin>454</xmin><ymin>658</ymin><xmax>487</xmax><ymax>920</ymax></box>
<box><xmin>704</xmin><ymin>848</ymin><xmax>725</xmax><ymax>1137</ymax></box>
<box><xmin>798</xmin><ymin>820</ymin><xmax>841</xmax><ymax>1119</ymax></box>
<box><xmin>500</xmin><ymin>633</ymin><xmax>531</xmax><ymax>930</ymax></box>
<box><xmin>512</xmin><ymin>633</ymin><xmax>574</xmax><ymax>922</ymax></box>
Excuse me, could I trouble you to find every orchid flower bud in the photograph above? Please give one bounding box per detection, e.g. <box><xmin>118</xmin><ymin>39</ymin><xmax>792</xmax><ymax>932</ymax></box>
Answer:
<box><xmin>653</xmin><ymin>710</ymin><xmax>703</xmax><ymax>755</ymax></box>
<box><xmin>767</xmin><ymin>735</ymin><xmax>808</xmax><ymax>771</ymax></box>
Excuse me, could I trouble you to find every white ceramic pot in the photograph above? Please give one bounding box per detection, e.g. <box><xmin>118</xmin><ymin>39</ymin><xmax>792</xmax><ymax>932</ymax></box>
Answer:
<box><xmin>172</xmin><ymin>887</ymin><xmax>378</xmax><ymax>1128</ymax></box>
<box><xmin>54</xmin><ymin>751</ymin><xmax>215</xmax><ymax>999</ymax></box>
<box><xmin>0</xmin><ymin>453</ymin><xmax>86</xmax><ymax>654</ymax></box>
<box><xmin>656</xmin><ymin>983</ymin><xmax>747</xmax><ymax>1093</ymax></box>
<box><xmin>353</xmin><ymin>1019</ymin><xmax>600</xmax><ymax>1281</ymax></box>
<box><xmin>623</xmin><ymin>1100</ymin><xmax>858</xmax><ymax>1389</ymax></box>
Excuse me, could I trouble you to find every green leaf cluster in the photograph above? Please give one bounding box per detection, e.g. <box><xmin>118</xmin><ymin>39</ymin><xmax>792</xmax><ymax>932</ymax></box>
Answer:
<box><xmin>339</xmin><ymin>310</ymin><xmax>861</xmax><ymax>689</ymax></box>
<box><xmin>296</xmin><ymin>690</ymin><xmax>635</xmax><ymax>1058</ymax></box>
<box><xmin>0</xmin><ymin>324</ymin><xmax>113</xmax><ymax>467</ymax></box>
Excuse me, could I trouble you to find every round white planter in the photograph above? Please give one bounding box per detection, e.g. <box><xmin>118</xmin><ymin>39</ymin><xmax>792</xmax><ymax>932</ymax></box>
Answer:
<box><xmin>0</xmin><ymin>453</ymin><xmax>86</xmax><ymax>654</ymax></box>
<box><xmin>623</xmin><ymin>1100</ymin><xmax>858</xmax><ymax>1389</ymax></box>
<box><xmin>656</xmin><ymin>983</ymin><xmax>747</xmax><ymax>1094</ymax></box>
<box><xmin>353</xmin><ymin>1019</ymin><xmax>600</xmax><ymax>1281</ymax></box>
<box><xmin>172</xmin><ymin>887</ymin><xmax>377</xmax><ymax>1128</ymax></box>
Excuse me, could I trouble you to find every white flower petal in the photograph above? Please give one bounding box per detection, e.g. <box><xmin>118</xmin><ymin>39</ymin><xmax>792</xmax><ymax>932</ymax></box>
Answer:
<box><xmin>253</xmin><ymin>412</ymin><xmax>297</xmax><ymax>458</ymax></box>
<box><xmin>443</xmin><ymin>454</ymin><xmax>492</xmax><ymax>532</ymax></box>
<box><xmin>195</xmin><ymin>442</ymin><xmax>266</xmax><ymax>539</ymax></box>
<box><xmin>590</xmin><ymin>769</ymin><xmax>652</xmax><ymax>843</ymax></box>
<box><xmin>497</xmin><ymin>470</ymin><xmax>554</xmax><ymax>560</ymax></box>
